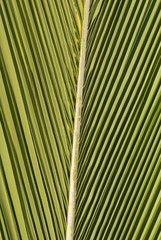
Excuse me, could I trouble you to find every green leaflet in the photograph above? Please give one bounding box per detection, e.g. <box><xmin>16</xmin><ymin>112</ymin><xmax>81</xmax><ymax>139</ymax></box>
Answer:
<box><xmin>0</xmin><ymin>0</ymin><xmax>160</xmax><ymax>239</ymax></box>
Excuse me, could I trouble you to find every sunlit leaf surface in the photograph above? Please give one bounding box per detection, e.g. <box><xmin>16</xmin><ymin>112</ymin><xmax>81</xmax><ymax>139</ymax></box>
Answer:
<box><xmin>0</xmin><ymin>0</ymin><xmax>160</xmax><ymax>239</ymax></box>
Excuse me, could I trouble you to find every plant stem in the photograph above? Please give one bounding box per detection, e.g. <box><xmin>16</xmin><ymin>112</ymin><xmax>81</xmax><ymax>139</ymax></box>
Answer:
<box><xmin>66</xmin><ymin>1</ymin><xmax>90</xmax><ymax>239</ymax></box>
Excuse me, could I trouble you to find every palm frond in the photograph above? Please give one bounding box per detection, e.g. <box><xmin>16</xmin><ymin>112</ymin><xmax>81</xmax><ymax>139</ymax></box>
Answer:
<box><xmin>0</xmin><ymin>0</ymin><xmax>82</xmax><ymax>239</ymax></box>
<box><xmin>0</xmin><ymin>0</ymin><xmax>160</xmax><ymax>239</ymax></box>
<box><xmin>75</xmin><ymin>0</ymin><xmax>160</xmax><ymax>239</ymax></box>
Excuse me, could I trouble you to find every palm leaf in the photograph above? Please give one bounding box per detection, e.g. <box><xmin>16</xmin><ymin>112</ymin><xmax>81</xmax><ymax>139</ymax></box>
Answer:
<box><xmin>0</xmin><ymin>0</ymin><xmax>160</xmax><ymax>240</ymax></box>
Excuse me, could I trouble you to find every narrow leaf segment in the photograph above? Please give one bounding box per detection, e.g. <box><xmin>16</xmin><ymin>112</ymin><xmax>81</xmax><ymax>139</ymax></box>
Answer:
<box><xmin>66</xmin><ymin>1</ymin><xmax>90</xmax><ymax>239</ymax></box>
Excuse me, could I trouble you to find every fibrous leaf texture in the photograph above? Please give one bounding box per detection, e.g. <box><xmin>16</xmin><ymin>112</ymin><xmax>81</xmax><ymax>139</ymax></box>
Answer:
<box><xmin>0</xmin><ymin>0</ymin><xmax>160</xmax><ymax>240</ymax></box>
